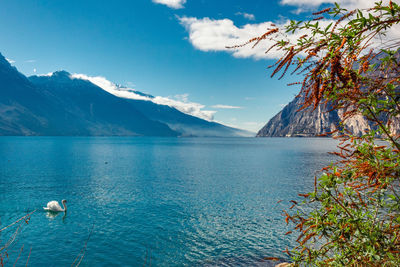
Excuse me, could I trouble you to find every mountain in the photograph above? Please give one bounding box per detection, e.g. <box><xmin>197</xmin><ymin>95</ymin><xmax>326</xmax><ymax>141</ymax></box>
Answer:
<box><xmin>0</xmin><ymin>52</ymin><xmax>250</xmax><ymax>137</ymax></box>
<box><xmin>0</xmin><ymin>54</ymin><xmax>65</xmax><ymax>135</ymax></box>
<box><xmin>29</xmin><ymin>72</ymin><xmax>251</xmax><ymax>137</ymax></box>
<box><xmin>256</xmin><ymin>96</ymin><xmax>378</xmax><ymax>137</ymax></box>
<box><xmin>28</xmin><ymin>71</ymin><xmax>177</xmax><ymax>136</ymax></box>
<box><xmin>122</xmin><ymin>97</ymin><xmax>252</xmax><ymax>137</ymax></box>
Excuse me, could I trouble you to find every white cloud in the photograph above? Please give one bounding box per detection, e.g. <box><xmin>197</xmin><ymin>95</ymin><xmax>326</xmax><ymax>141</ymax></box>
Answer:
<box><xmin>152</xmin><ymin>95</ymin><xmax>216</xmax><ymax>121</ymax></box>
<box><xmin>235</xmin><ymin>12</ymin><xmax>255</xmax><ymax>21</ymax></box>
<box><xmin>38</xmin><ymin>72</ymin><xmax>54</xmax><ymax>77</ymax></box>
<box><xmin>180</xmin><ymin>2</ymin><xmax>398</xmax><ymax>61</ymax></box>
<box><xmin>69</xmin><ymin>73</ymin><xmax>216</xmax><ymax>121</ymax></box>
<box><xmin>5</xmin><ymin>58</ymin><xmax>15</xmax><ymax>64</ymax></box>
<box><xmin>281</xmin><ymin>0</ymin><xmax>334</xmax><ymax>6</ymax></box>
<box><xmin>71</xmin><ymin>73</ymin><xmax>121</xmax><ymax>94</ymax></box>
<box><xmin>211</xmin><ymin>104</ymin><xmax>243</xmax><ymax>109</ymax></box>
<box><xmin>280</xmin><ymin>0</ymin><xmax>391</xmax><ymax>11</ymax></box>
<box><xmin>179</xmin><ymin>16</ymin><xmax>334</xmax><ymax>60</ymax></box>
<box><xmin>152</xmin><ymin>0</ymin><xmax>186</xmax><ymax>9</ymax></box>
<box><xmin>174</xmin><ymin>93</ymin><xmax>189</xmax><ymax>102</ymax></box>
<box><xmin>25</xmin><ymin>59</ymin><xmax>36</xmax><ymax>63</ymax></box>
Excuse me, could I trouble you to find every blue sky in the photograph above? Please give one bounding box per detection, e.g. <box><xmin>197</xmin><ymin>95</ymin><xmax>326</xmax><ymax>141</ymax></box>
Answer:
<box><xmin>0</xmin><ymin>0</ymin><xmax>376</xmax><ymax>132</ymax></box>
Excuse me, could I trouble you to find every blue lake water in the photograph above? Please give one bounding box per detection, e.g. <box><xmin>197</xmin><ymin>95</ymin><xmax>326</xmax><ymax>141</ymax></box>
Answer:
<box><xmin>0</xmin><ymin>137</ymin><xmax>338</xmax><ymax>266</ymax></box>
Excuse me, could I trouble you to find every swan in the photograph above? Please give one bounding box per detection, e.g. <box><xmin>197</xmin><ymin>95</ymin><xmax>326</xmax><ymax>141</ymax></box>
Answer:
<box><xmin>43</xmin><ymin>199</ymin><xmax>67</xmax><ymax>212</ymax></box>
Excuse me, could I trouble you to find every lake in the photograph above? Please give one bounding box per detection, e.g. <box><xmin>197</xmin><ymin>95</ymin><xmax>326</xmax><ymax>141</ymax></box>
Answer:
<box><xmin>0</xmin><ymin>137</ymin><xmax>338</xmax><ymax>266</ymax></box>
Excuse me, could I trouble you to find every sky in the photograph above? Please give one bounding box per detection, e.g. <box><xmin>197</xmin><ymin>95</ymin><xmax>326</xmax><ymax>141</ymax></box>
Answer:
<box><xmin>0</xmin><ymin>0</ymin><xmax>388</xmax><ymax>132</ymax></box>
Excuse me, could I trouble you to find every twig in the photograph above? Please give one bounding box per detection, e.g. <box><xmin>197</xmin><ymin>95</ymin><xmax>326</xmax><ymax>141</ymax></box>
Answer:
<box><xmin>71</xmin><ymin>224</ymin><xmax>94</xmax><ymax>267</ymax></box>
<box><xmin>1</xmin><ymin>223</ymin><xmax>23</xmax><ymax>252</ymax></box>
<box><xmin>0</xmin><ymin>210</ymin><xmax>36</xmax><ymax>233</ymax></box>
<box><xmin>13</xmin><ymin>244</ymin><xmax>24</xmax><ymax>267</ymax></box>
<box><xmin>142</xmin><ymin>248</ymin><xmax>148</xmax><ymax>267</ymax></box>
<box><xmin>25</xmin><ymin>247</ymin><xmax>32</xmax><ymax>267</ymax></box>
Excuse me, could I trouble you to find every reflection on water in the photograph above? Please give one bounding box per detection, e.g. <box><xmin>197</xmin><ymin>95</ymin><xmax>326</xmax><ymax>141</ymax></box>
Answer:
<box><xmin>0</xmin><ymin>137</ymin><xmax>338</xmax><ymax>266</ymax></box>
<box><xmin>45</xmin><ymin>211</ymin><xmax>67</xmax><ymax>222</ymax></box>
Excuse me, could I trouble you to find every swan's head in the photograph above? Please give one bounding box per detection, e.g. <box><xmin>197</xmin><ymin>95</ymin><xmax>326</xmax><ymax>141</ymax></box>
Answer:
<box><xmin>62</xmin><ymin>199</ymin><xmax>67</xmax><ymax>204</ymax></box>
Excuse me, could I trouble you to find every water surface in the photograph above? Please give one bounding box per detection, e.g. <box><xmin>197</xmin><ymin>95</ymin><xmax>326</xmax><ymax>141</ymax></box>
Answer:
<box><xmin>0</xmin><ymin>137</ymin><xmax>338</xmax><ymax>266</ymax></box>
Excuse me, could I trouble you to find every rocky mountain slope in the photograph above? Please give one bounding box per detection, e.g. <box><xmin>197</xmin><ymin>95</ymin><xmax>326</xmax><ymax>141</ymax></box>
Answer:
<box><xmin>27</xmin><ymin>70</ymin><xmax>177</xmax><ymax>136</ymax></box>
<box><xmin>0</xmin><ymin>52</ymin><xmax>250</xmax><ymax>137</ymax></box>
<box><xmin>256</xmin><ymin>96</ymin><xmax>377</xmax><ymax>137</ymax></box>
<box><xmin>258</xmin><ymin>51</ymin><xmax>400</xmax><ymax>138</ymax></box>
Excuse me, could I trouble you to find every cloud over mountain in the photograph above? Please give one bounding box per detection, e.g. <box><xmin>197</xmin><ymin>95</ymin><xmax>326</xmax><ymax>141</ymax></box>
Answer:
<box><xmin>70</xmin><ymin>73</ymin><xmax>216</xmax><ymax>121</ymax></box>
<box><xmin>5</xmin><ymin>58</ymin><xmax>15</xmax><ymax>64</ymax></box>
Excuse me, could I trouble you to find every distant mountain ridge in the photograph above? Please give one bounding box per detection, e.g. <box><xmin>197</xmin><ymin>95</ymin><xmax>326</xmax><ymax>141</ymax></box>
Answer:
<box><xmin>0</xmin><ymin>52</ymin><xmax>251</xmax><ymax>137</ymax></box>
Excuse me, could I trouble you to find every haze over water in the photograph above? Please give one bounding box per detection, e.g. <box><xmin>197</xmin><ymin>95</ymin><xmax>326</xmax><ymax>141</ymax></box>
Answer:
<box><xmin>0</xmin><ymin>137</ymin><xmax>337</xmax><ymax>266</ymax></box>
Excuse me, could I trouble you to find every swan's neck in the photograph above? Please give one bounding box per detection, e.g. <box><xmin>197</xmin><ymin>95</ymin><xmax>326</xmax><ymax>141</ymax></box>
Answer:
<box><xmin>62</xmin><ymin>202</ymin><xmax>67</xmax><ymax>212</ymax></box>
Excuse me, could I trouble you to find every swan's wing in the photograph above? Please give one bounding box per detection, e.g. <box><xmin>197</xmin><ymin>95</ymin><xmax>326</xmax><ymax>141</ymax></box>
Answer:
<box><xmin>46</xmin><ymin>201</ymin><xmax>63</xmax><ymax>211</ymax></box>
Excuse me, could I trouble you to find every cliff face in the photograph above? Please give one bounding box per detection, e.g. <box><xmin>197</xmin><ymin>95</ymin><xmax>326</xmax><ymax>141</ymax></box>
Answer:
<box><xmin>258</xmin><ymin>51</ymin><xmax>400</xmax><ymax>138</ymax></box>
<box><xmin>257</xmin><ymin>96</ymin><xmax>341</xmax><ymax>137</ymax></box>
<box><xmin>256</xmin><ymin>96</ymin><xmax>399</xmax><ymax>137</ymax></box>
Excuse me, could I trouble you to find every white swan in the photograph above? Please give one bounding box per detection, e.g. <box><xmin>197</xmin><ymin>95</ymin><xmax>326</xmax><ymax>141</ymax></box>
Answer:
<box><xmin>43</xmin><ymin>199</ymin><xmax>67</xmax><ymax>212</ymax></box>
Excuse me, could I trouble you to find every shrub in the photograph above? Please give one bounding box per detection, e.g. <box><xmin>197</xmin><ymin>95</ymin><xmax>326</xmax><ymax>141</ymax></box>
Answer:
<box><xmin>240</xmin><ymin>1</ymin><xmax>400</xmax><ymax>265</ymax></box>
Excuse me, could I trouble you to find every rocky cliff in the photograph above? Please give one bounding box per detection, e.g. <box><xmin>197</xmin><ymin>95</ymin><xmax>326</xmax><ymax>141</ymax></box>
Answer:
<box><xmin>256</xmin><ymin>96</ymin><xmax>390</xmax><ymax>137</ymax></box>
